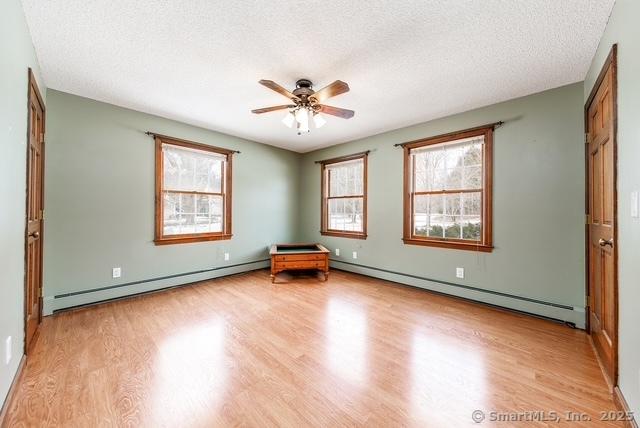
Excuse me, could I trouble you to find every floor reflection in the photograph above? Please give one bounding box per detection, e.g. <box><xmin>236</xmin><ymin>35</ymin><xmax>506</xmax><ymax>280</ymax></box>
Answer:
<box><xmin>325</xmin><ymin>298</ymin><xmax>368</xmax><ymax>384</ymax></box>
<box><xmin>151</xmin><ymin>319</ymin><xmax>226</xmax><ymax>426</ymax></box>
<box><xmin>411</xmin><ymin>331</ymin><xmax>487</xmax><ymax>422</ymax></box>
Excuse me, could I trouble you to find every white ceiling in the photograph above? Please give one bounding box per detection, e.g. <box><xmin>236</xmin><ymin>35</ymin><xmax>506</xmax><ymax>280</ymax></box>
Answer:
<box><xmin>22</xmin><ymin>0</ymin><xmax>614</xmax><ymax>153</ymax></box>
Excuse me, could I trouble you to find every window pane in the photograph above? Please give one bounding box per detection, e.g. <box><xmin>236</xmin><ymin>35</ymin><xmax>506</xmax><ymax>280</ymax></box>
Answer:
<box><xmin>444</xmin><ymin>216</ymin><xmax>461</xmax><ymax>238</ymax></box>
<box><xmin>163</xmin><ymin>192</ymin><xmax>223</xmax><ymax>235</ymax></box>
<box><xmin>463</xmin><ymin>166</ymin><xmax>482</xmax><ymax>189</ymax></box>
<box><xmin>461</xmin><ymin>192</ymin><xmax>481</xmax><ymax>241</ymax></box>
<box><xmin>462</xmin><ymin>192</ymin><xmax>481</xmax><ymax>216</ymax></box>
<box><xmin>445</xmin><ymin>194</ymin><xmax>461</xmax><ymax>217</ymax></box>
<box><xmin>328</xmin><ymin>197</ymin><xmax>363</xmax><ymax>232</ymax></box>
<box><xmin>328</xmin><ymin>159</ymin><xmax>363</xmax><ymax>197</ymax></box>
<box><xmin>445</xmin><ymin>167</ymin><xmax>463</xmax><ymax>190</ymax></box>
<box><xmin>163</xmin><ymin>144</ymin><xmax>224</xmax><ymax>193</ymax></box>
<box><xmin>445</xmin><ymin>144</ymin><xmax>465</xmax><ymax>169</ymax></box>
<box><xmin>413</xmin><ymin>149</ymin><xmax>445</xmax><ymax>192</ymax></box>
<box><xmin>427</xmin><ymin>216</ymin><xmax>444</xmax><ymax>238</ymax></box>
<box><xmin>462</xmin><ymin>219</ymin><xmax>481</xmax><ymax>241</ymax></box>
<box><xmin>413</xmin><ymin>194</ymin><xmax>445</xmax><ymax>237</ymax></box>
<box><xmin>463</xmin><ymin>141</ymin><xmax>483</xmax><ymax>166</ymax></box>
<box><xmin>413</xmin><ymin>195</ymin><xmax>427</xmax><ymax>235</ymax></box>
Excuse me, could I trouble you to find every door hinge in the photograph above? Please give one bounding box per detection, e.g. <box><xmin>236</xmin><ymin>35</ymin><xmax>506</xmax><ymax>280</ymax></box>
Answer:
<box><xmin>40</xmin><ymin>209</ymin><xmax>45</xmax><ymax>220</ymax></box>
<box><xmin>585</xmin><ymin>214</ymin><xmax>591</xmax><ymax>225</ymax></box>
<box><xmin>584</xmin><ymin>133</ymin><xmax>589</xmax><ymax>144</ymax></box>
<box><xmin>39</xmin><ymin>133</ymin><xmax>45</xmax><ymax>143</ymax></box>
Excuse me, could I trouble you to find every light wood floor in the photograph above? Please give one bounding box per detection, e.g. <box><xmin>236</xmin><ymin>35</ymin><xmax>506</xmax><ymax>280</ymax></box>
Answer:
<box><xmin>2</xmin><ymin>269</ymin><xmax>623</xmax><ymax>427</ymax></box>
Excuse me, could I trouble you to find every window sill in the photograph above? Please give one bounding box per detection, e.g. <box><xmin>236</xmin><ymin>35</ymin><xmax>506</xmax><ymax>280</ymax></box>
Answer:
<box><xmin>321</xmin><ymin>230</ymin><xmax>367</xmax><ymax>240</ymax></box>
<box><xmin>402</xmin><ymin>237</ymin><xmax>493</xmax><ymax>252</ymax></box>
<box><xmin>154</xmin><ymin>233</ymin><xmax>233</xmax><ymax>246</ymax></box>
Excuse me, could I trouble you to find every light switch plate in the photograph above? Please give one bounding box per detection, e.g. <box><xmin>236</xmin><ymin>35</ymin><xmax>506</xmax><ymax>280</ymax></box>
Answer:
<box><xmin>224</xmin><ymin>252</ymin><xmax>230</xmax><ymax>261</ymax></box>
<box><xmin>352</xmin><ymin>251</ymin><xmax>358</xmax><ymax>259</ymax></box>
<box><xmin>335</xmin><ymin>248</ymin><xmax>340</xmax><ymax>256</ymax></box>
<box><xmin>631</xmin><ymin>191</ymin><xmax>638</xmax><ymax>218</ymax></box>
<box><xmin>456</xmin><ymin>267</ymin><xmax>465</xmax><ymax>279</ymax></box>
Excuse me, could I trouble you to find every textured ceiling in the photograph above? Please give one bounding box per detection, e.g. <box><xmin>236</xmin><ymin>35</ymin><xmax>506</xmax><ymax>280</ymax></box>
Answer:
<box><xmin>22</xmin><ymin>0</ymin><xmax>614</xmax><ymax>153</ymax></box>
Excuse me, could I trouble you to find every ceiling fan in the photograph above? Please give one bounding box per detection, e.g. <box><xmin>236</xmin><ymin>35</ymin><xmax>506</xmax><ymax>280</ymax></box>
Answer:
<box><xmin>252</xmin><ymin>79</ymin><xmax>354</xmax><ymax>134</ymax></box>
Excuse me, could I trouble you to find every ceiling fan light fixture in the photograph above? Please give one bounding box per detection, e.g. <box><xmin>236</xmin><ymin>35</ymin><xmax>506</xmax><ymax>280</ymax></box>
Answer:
<box><xmin>294</xmin><ymin>107</ymin><xmax>307</xmax><ymax>123</ymax></box>
<box><xmin>296</xmin><ymin>108</ymin><xmax>310</xmax><ymax>133</ymax></box>
<box><xmin>282</xmin><ymin>111</ymin><xmax>295</xmax><ymax>128</ymax></box>
<box><xmin>252</xmin><ymin>78</ymin><xmax>353</xmax><ymax>134</ymax></box>
<box><xmin>313</xmin><ymin>113</ymin><xmax>326</xmax><ymax>129</ymax></box>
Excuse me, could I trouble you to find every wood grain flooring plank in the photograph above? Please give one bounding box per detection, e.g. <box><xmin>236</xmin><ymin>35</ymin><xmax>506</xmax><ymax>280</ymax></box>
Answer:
<box><xmin>2</xmin><ymin>269</ymin><xmax>625</xmax><ymax>427</ymax></box>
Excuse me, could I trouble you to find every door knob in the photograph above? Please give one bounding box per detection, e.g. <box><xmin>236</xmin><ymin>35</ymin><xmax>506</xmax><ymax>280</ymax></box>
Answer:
<box><xmin>598</xmin><ymin>238</ymin><xmax>613</xmax><ymax>248</ymax></box>
<box><xmin>29</xmin><ymin>231</ymin><xmax>40</xmax><ymax>239</ymax></box>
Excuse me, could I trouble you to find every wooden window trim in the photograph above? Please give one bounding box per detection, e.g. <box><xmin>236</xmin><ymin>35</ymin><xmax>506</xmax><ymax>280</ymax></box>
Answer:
<box><xmin>402</xmin><ymin>126</ymin><xmax>493</xmax><ymax>252</ymax></box>
<box><xmin>154</xmin><ymin>136</ymin><xmax>233</xmax><ymax>245</ymax></box>
<box><xmin>320</xmin><ymin>153</ymin><xmax>368</xmax><ymax>239</ymax></box>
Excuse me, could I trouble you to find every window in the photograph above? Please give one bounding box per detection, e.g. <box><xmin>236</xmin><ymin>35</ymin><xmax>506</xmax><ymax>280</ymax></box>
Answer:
<box><xmin>154</xmin><ymin>135</ymin><xmax>233</xmax><ymax>245</ymax></box>
<box><xmin>320</xmin><ymin>152</ymin><xmax>368</xmax><ymax>239</ymax></box>
<box><xmin>403</xmin><ymin>126</ymin><xmax>493</xmax><ymax>251</ymax></box>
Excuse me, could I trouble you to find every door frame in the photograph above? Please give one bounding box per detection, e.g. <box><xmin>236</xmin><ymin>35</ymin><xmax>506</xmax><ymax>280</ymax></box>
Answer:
<box><xmin>584</xmin><ymin>44</ymin><xmax>618</xmax><ymax>388</ymax></box>
<box><xmin>24</xmin><ymin>68</ymin><xmax>46</xmax><ymax>354</ymax></box>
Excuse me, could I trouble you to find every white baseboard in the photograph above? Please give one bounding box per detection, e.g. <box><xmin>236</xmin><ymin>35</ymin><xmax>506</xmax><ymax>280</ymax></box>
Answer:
<box><xmin>43</xmin><ymin>260</ymin><xmax>269</xmax><ymax>315</ymax></box>
<box><xmin>330</xmin><ymin>260</ymin><xmax>586</xmax><ymax>329</ymax></box>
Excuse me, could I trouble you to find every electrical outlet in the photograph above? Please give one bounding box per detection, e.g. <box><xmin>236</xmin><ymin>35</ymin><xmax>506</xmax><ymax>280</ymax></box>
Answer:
<box><xmin>631</xmin><ymin>191</ymin><xmax>639</xmax><ymax>218</ymax></box>
<box><xmin>112</xmin><ymin>267</ymin><xmax>121</xmax><ymax>278</ymax></box>
<box><xmin>335</xmin><ymin>248</ymin><xmax>340</xmax><ymax>256</ymax></box>
<box><xmin>224</xmin><ymin>252</ymin><xmax>230</xmax><ymax>261</ymax></box>
<box><xmin>5</xmin><ymin>336</ymin><xmax>11</xmax><ymax>365</ymax></box>
<box><xmin>352</xmin><ymin>251</ymin><xmax>358</xmax><ymax>259</ymax></box>
<box><xmin>456</xmin><ymin>267</ymin><xmax>465</xmax><ymax>279</ymax></box>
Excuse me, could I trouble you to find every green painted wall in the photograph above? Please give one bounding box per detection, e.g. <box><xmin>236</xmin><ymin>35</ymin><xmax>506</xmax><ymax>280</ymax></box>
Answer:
<box><xmin>0</xmin><ymin>0</ymin><xmax>46</xmax><ymax>409</ymax></box>
<box><xmin>298</xmin><ymin>83</ymin><xmax>586</xmax><ymax>325</ymax></box>
<box><xmin>43</xmin><ymin>90</ymin><xmax>300</xmax><ymax>312</ymax></box>
<box><xmin>585</xmin><ymin>0</ymin><xmax>640</xmax><ymax>414</ymax></box>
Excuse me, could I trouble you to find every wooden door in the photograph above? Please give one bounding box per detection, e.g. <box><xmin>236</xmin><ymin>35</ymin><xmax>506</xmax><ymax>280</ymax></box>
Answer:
<box><xmin>586</xmin><ymin>46</ymin><xmax>617</xmax><ymax>387</ymax></box>
<box><xmin>25</xmin><ymin>69</ymin><xmax>45</xmax><ymax>352</ymax></box>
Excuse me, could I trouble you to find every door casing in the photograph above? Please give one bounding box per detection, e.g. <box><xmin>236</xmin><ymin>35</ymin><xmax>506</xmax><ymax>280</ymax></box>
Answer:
<box><xmin>24</xmin><ymin>68</ymin><xmax>46</xmax><ymax>354</ymax></box>
<box><xmin>584</xmin><ymin>44</ymin><xmax>618</xmax><ymax>389</ymax></box>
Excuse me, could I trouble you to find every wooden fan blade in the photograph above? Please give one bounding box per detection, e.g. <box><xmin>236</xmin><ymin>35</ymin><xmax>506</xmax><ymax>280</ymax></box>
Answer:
<box><xmin>258</xmin><ymin>80</ymin><xmax>299</xmax><ymax>101</ymax></box>
<box><xmin>251</xmin><ymin>105</ymin><xmax>294</xmax><ymax>114</ymax></box>
<box><xmin>311</xmin><ymin>80</ymin><xmax>350</xmax><ymax>103</ymax></box>
<box><xmin>319</xmin><ymin>105</ymin><xmax>355</xmax><ymax>119</ymax></box>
